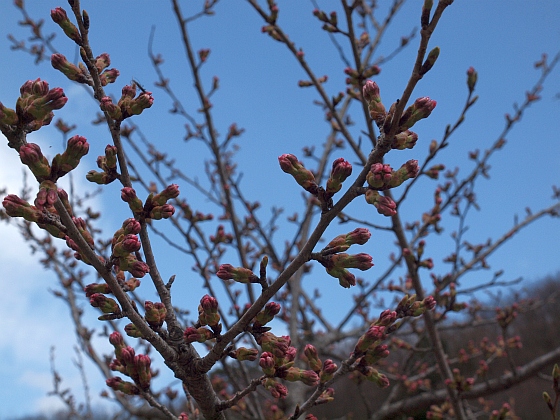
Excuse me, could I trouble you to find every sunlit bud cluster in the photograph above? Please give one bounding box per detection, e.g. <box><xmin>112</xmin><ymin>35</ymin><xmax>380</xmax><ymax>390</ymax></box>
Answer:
<box><xmin>121</xmin><ymin>185</ymin><xmax>178</xmax><ymax>221</ymax></box>
<box><xmin>50</xmin><ymin>7</ymin><xmax>81</xmax><ymax>44</ymax></box>
<box><xmin>316</xmin><ymin>387</ymin><xmax>335</xmax><ymax>405</ymax></box>
<box><xmin>325</xmin><ymin>158</ymin><xmax>352</xmax><ymax>197</ymax></box>
<box><xmin>278</xmin><ymin>154</ymin><xmax>318</xmax><ymax>195</ymax></box>
<box><xmin>217</xmin><ymin>264</ymin><xmax>260</xmax><ymax>284</ymax></box>
<box><xmin>1</xmin><ymin>79</ymin><xmax>66</xmax><ymax>134</ymax></box>
<box><xmin>144</xmin><ymin>301</ymin><xmax>167</xmax><ymax>328</ymax></box>
<box><xmin>319</xmin><ymin>252</ymin><xmax>373</xmax><ymax>288</ymax></box>
<box><xmin>107</xmin><ymin>331</ymin><xmax>152</xmax><ymax>391</ymax></box>
<box><xmin>366</xmin><ymin>160</ymin><xmax>419</xmax><ymax>190</ymax></box>
<box><xmin>354</xmin><ymin>325</ymin><xmax>386</xmax><ymax>355</ymax></box>
<box><xmin>87</xmin><ymin>145</ymin><xmax>119</xmax><ymax>184</ymax></box>
<box><xmin>365</xmin><ymin>190</ymin><xmax>397</xmax><ymax>217</ymax></box>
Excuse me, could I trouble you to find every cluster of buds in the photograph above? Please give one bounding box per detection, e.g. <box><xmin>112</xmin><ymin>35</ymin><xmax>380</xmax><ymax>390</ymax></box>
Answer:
<box><xmin>444</xmin><ymin>368</ymin><xmax>475</xmax><ymax>393</ymax></box>
<box><xmin>198</xmin><ymin>295</ymin><xmax>221</xmax><ymax>334</ymax></box>
<box><xmin>107</xmin><ymin>331</ymin><xmax>152</xmax><ymax>393</ymax></box>
<box><xmin>100</xmin><ymin>83</ymin><xmax>154</xmax><ymax>122</ymax></box>
<box><xmin>397</xmin><ymin>97</ymin><xmax>437</xmax><ymax>132</ymax></box>
<box><xmin>257</xmin><ymin>333</ymin><xmax>321</xmax><ymax>398</ymax></box>
<box><xmin>495</xmin><ymin>303</ymin><xmax>518</xmax><ymax>329</ymax></box>
<box><xmin>110</xmin><ymin>218</ymin><xmax>149</xmax><ymax>278</ymax></box>
<box><xmin>183</xmin><ymin>326</ymin><xmax>215</xmax><ymax>344</ymax></box>
<box><xmin>1</xmin><ymin>79</ymin><xmax>67</xmax><ymax>136</ymax></box>
<box><xmin>312</xmin><ymin>9</ymin><xmax>338</xmax><ymax>33</ymax></box>
<box><xmin>144</xmin><ymin>301</ymin><xmax>167</xmax><ymax>329</ymax></box>
<box><xmin>209</xmin><ymin>225</ymin><xmax>233</xmax><ymax>244</ymax></box>
<box><xmin>436</xmin><ymin>282</ymin><xmax>467</xmax><ymax>313</ymax></box>
<box><xmin>302</xmin><ymin>344</ymin><xmax>338</xmax><ymax>384</ymax></box>
<box><xmin>366</xmin><ymin>160</ymin><xmax>419</xmax><ymax>190</ymax></box>
<box><xmin>2</xmin><ymin>190</ymin><xmax>69</xmax><ymax>239</ymax></box>
<box><xmin>318</xmin><ymin>252</ymin><xmax>373</xmax><ymax>288</ymax></box>
<box><xmin>325</xmin><ymin>158</ymin><xmax>352</xmax><ymax>198</ymax></box>
<box><xmin>395</xmin><ymin>294</ymin><xmax>436</xmax><ymax>318</ymax></box>
<box><xmin>120</xmin><ymin>184</ymin><xmax>178</xmax><ymax>221</ymax></box>
<box><xmin>216</xmin><ymin>264</ymin><xmax>260</xmax><ymax>284</ymax></box>
<box><xmin>402</xmin><ymin>242</ymin><xmax>434</xmax><ymax>270</ymax></box>
<box><xmin>50</xmin><ymin>7</ymin><xmax>81</xmax><ymax>45</ymax></box>
<box><xmin>89</xmin><ymin>293</ymin><xmax>121</xmax><ymax>319</ymax></box>
<box><xmin>87</xmin><ymin>145</ymin><xmax>119</xmax><ymax>184</ymax></box>
<box><xmin>345</xmin><ymin>65</ymin><xmax>380</xmax><ymax>88</ymax></box>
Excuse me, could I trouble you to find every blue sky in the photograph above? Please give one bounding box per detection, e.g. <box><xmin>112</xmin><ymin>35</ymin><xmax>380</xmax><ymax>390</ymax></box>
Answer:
<box><xmin>0</xmin><ymin>1</ymin><xmax>559</xmax><ymax>418</ymax></box>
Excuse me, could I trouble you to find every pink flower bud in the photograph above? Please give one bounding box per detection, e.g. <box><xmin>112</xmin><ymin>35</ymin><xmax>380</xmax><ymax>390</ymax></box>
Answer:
<box><xmin>357</xmin><ymin>325</ymin><xmax>386</xmax><ymax>353</ymax></box>
<box><xmin>135</xmin><ymin>354</ymin><xmax>152</xmax><ymax>389</ymax></box>
<box><xmin>259</xmin><ymin>351</ymin><xmax>276</xmax><ymax>376</ymax></box>
<box><xmin>254</xmin><ymin>302</ymin><xmax>281</xmax><ymax>327</ymax></box>
<box><xmin>152</xmin><ymin>184</ymin><xmax>180</xmax><ymax>206</ymax></box>
<box><xmin>200</xmin><ymin>295</ymin><xmax>219</xmax><ymax>313</ymax></box>
<box><xmin>94</xmin><ymin>53</ymin><xmax>111</xmax><ymax>72</ymax></box>
<box><xmin>150</xmin><ymin>204</ymin><xmax>175</xmax><ymax>220</ymax></box>
<box><xmin>124</xmin><ymin>323</ymin><xmax>143</xmax><ymax>338</ymax></box>
<box><xmin>19</xmin><ymin>143</ymin><xmax>51</xmax><ymax>179</ymax></box>
<box><xmin>84</xmin><ymin>282</ymin><xmax>111</xmax><ymax>297</ymax></box>
<box><xmin>363</xmin><ymin>80</ymin><xmax>386</xmax><ymax>124</ymax></box>
<box><xmin>320</xmin><ymin>359</ymin><xmax>338</xmax><ymax>382</ymax></box>
<box><xmin>467</xmin><ymin>67</ymin><xmax>478</xmax><ymax>92</ymax></box>
<box><xmin>365</xmin><ymin>190</ymin><xmax>397</xmax><ymax>217</ymax></box>
<box><xmin>392</xmin><ymin>130</ymin><xmax>418</xmax><ymax>150</ymax></box>
<box><xmin>389</xmin><ymin>159</ymin><xmax>419</xmax><ymax>188</ymax></box>
<box><xmin>330</xmin><ymin>253</ymin><xmax>373</xmax><ymax>271</ymax></box>
<box><xmin>233</xmin><ymin>347</ymin><xmax>259</xmax><ymax>362</ymax></box>
<box><xmin>366</xmin><ymin>163</ymin><xmax>392</xmax><ymax>189</ymax></box>
<box><xmin>326</xmin><ymin>158</ymin><xmax>352</xmax><ymax>195</ymax></box>
<box><xmin>122</xmin><ymin>218</ymin><xmax>141</xmax><ymax>235</ymax></box>
<box><xmin>100</xmin><ymin>96</ymin><xmax>122</xmax><ymax>121</ymax></box>
<box><xmin>106</xmin><ymin>377</ymin><xmax>139</xmax><ymax>395</ymax></box>
<box><xmin>51</xmin><ymin>7</ymin><xmax>81</xmax><ymax>44</ymax></box>
<box><xmin>120</xmin><ymin>187</ymin><xmax>143</xmax><ymax>213</ymax></box>
<box><xmin>216</xmin><ymin>264</ymin><xmax>259</xmax><ymax>284</ymax></box>
<box><xmin>89</xmin><ymin>293</ymin><xmax>120</xmax><ymax>314</ymax></box>
<box><xmin>304</xmin><ymin>344</ymin><xmax>322</xmax><ymax>372</ymax></box>
<box><xmin>127</xmin><ymin>259</ymin><xmax>150</xmax><ymax>278</ymax></box>
<box><xmin>278</xmin><ymin>154</ymin><xmax>318</xmax><ymax>195</ymax></box>
<box><xmin>144</xmin><ymin>301</ymin><xmax>167</xmax><ymax>328</ymax></box>
<box><xmin>398</xmin><ymin>97</ymin><xmax>437</xmax><ymax>131</ymax></box>
<box><xmin>51</xmin><ymin>53</ymin><xmax>89</xmax><ymax>83</ymax></box>
<box><xmin>183</xmin><ymin>326</ymin><xmax>213</xmax><ymax>343</ymax></box>
<box><xmin>377</xmin><ymin>309</ymin><xmax>397</xmax><ymax>326</ymax></box>
<box><xmin>325</xmin><ymin>228</ymin><xmax>371</xmax><ymax>252</ymax></box>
